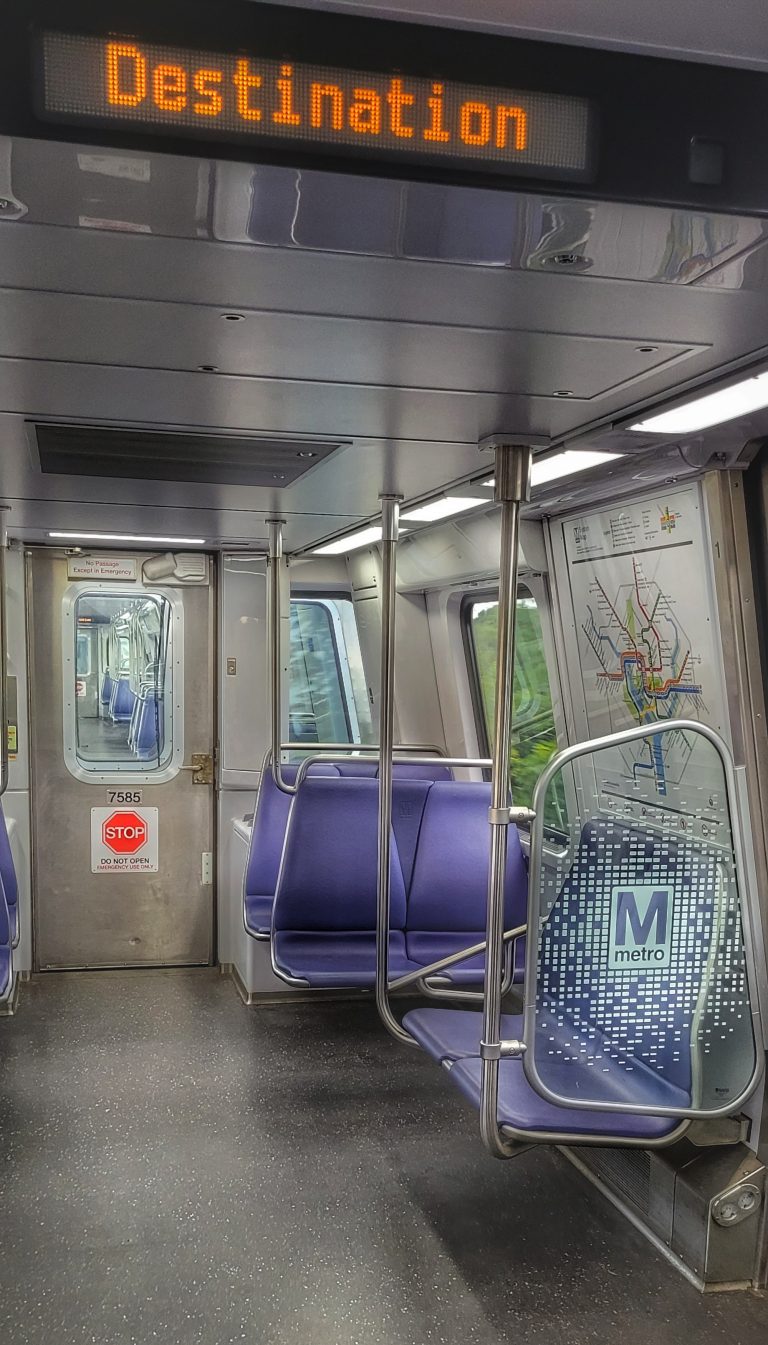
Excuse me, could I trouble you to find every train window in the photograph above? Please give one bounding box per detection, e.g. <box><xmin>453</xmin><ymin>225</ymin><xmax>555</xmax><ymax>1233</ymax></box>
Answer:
<box><xmin>463</xmin><ymin>589</ymin><xmax>565</xmax><ymax>827</ymax></box>
<box><xmin>289</xmin><ymin>596</ymin><xmax>372</xmax><ymax>745</ymax></box>
<box><xmin>76</xmin><ymin>630</ymin><xmax>92</xmax><ymax>677</ymax></box>
<box><xmin>63</xmin><ymin>589</ymin><xmax>181</xmax><ymax>779</ymax></box>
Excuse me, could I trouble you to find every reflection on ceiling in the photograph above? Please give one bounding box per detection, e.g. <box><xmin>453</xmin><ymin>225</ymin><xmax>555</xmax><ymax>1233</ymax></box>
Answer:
<box><xmin>0</xmin><ymin>134</ymin><xmax>767</xmax><ymax>547</ymax></box>
<box><xmin>4</xmin><ymin>138</ymin><xmax>768</xmax><ymax>288</ymax></box>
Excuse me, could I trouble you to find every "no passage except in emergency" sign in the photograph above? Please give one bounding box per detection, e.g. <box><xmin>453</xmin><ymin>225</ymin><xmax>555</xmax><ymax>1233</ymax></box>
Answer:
<box><xmin>91</xmin><ymin>807</ymin><xmax>159</xmax><ymax>873</ymax></box>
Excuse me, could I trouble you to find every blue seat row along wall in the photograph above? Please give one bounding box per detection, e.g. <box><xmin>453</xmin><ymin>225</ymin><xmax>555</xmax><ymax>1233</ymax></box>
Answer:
<box><xmin>250</xmin><ymin>771</ymin><xmax>528</xmax><ymax>990</ymax></box>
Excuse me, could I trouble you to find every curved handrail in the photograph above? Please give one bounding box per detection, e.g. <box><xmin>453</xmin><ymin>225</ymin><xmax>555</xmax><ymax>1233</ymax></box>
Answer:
<box><xmin>279</xmin><ymin>741</ymin><xmax>446</xmax><ymax>755</ymax></box>
<box><xmin>292</xmin><ymin>753</ymin><xmax>491</xmax><ymax>791</ymax></box>
<box><xmin>263</xmin><ymin>743</ymin><xmax>454</xmax><ymax>796</ymax></box>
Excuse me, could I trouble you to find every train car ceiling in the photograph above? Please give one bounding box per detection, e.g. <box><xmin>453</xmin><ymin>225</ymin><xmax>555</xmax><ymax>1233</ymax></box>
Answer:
<box><xmin>0</xmin><ymin>1</ymin><xmax>768</xmax><ymax>549</ymax></box>
<box><xmin>266</xmin><ymin>1</ymin><xmax>768</xmax><ymax>72</ymax></box>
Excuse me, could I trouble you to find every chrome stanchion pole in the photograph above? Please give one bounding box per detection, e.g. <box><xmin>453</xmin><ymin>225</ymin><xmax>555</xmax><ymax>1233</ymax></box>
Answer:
<box><xmin>479</xmin><ymin>443</ymin><xmax>532</xmax><ymax>1156</ymax></box>
<box><xmin>266</xmin><ymin>518</ymin><xmax>293</xmax><ymax>795</ymax></box>
<box><xmin>375</xmin><ymin>493</ymin><xmax>414</xmax><ymax>1045</ymax></box>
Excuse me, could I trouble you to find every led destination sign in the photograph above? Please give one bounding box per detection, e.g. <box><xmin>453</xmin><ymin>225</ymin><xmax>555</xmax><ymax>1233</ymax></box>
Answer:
<box><xmin>40</xmin><ymin>31</ymin><xmax>594</xmax><ymax>180</ymax></box>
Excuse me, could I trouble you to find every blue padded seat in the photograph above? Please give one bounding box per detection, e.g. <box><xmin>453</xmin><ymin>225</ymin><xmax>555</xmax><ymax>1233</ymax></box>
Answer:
<box><xmin>331</xmin><ymin>762</ymin><xmax>451</xmax><ymax>781</ymax></box>
<box><xmin>244</xmin><ymin>763</ymin><xmax>341</xmax><ymax>937</ymax></box>
<box><xmin>134</xmin><ymin>692</ymin><xmax>164</xmax><ymax>761</ymax></box>
<box><xmin>243</xmin><ymin>762</ymin><xmax>451</xmax><ymax>940</ymax></box>
<box><xmin>0</xmin><ymin>802</ymin><xmax>19</xmax><ymax>946</ymax></box>
<box><xmin>389</xmin><ymin>763</ymin><xmax>453</xmax><ymax>781</ymax></box>
<box><xmin>402</xmin><ymin>1008</ymin><xmax>686</xmax><ymax>1140</ymax></box>
<box><xmin>272</xmin><ymin>777</ymin><xmax>421</xmax><ymax>986</ymax></box>
<box><xmin>335</xmin><ymin>761</ymin><xmax>378</xmax><ymax>778</ymax></box>
<box><xmin>100</xmin><ymin>671</ymin><xmax>114</xmax><ymax>710</ymax></box>
<box><xmin>405</xmin><ymin>782</ymin><xmax>527</xmax><ymax>985</ymax></box>
<box><xmin>109</xmin><ymin>678</ymin><xmax>135</xmax><ymax>723</ymax></box>
<box><xmin>0</xmin><ymin>883</ymin><xmax>11</xmax><ymax>1001</ymax></box>
<box><xmin>404</xmin><ymin>817</ymin><xmax>722</xmax><ymax>1140</ymax></box>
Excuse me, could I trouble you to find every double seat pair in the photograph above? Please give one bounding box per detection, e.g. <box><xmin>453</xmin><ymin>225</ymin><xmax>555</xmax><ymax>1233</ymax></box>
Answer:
<box><xmin>244</xmin><ymin>763</ymin><xmax>528</xmax><ymax>990</ymax></box>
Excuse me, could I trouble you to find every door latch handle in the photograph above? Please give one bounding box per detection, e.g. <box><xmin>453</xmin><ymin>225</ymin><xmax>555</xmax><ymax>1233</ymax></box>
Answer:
<box><xmin>188</xmin><ymin>752</ymin><xmax>214</xmax><ymax>785</ymax></box>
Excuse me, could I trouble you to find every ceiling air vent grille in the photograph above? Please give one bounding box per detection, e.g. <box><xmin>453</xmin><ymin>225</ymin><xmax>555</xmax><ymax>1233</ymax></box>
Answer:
<box><xmin>33</xmin><ymin>424</ymin><xmax>342</xmax><ymax>487</ymax></box>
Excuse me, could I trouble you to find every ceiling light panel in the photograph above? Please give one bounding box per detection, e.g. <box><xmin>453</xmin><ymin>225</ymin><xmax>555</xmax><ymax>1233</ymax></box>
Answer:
<box><xmin>630</xmin><ymin>370</ymin><xmax>768</xmax><ymax>434</ymax></box>
<box><xmin>312</xmin><ymin>526</ymin><xmax>385</xmax><ymax>555</ymax></box>
<box><xmin>484</xmin><ymin>449</ymin><xmax>621</xmax><ymax>491</ymax></box>
<box><xmin>49</xmin><ymin>532</ymin><xmax>206</xmax><ymax>544</ymax></box>
<box><xmin>401</xmin><ymin>496</ymin><xmax>488</xmax><ymax>523</ymax></box>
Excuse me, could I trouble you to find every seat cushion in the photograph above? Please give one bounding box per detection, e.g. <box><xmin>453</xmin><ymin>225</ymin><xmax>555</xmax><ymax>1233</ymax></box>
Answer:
<box><xmin>406</xmin><ymin>931</ymin><xmax>526</xmax><ymax>985</ymax></box>
<box><xmin>273</xmin><ymin>931</ymin><xmax>419</xmax><ymax>988</ymax></box>
<box><xmin>403</xmin><ymin>1006</ymin><xmax>495</xmax><ymax>1060</ymax></box>
<box><xmin>449</xmin><ymin>1058</ymin><xmax>683</xmax><ymax>1140</ymax></box>
<box><xmin>403</xmin><ymin>1007</ymin><xmax>687</xmax><ymax>1139</ymax></box>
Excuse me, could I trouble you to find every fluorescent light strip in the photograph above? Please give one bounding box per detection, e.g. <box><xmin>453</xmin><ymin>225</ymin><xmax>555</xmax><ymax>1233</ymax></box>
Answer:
<box><xmin>401</xmin><ymin>496</ymin><xmax>488</xmax><ymax>523</ymax></box>
<box><xmin>484</xmin><ymin>448</ymin><xmax>620</xmax><ymax>490</ymax></box>
<box><xmin>630</xmin><ymin>370</ymin><xmax>768</xmax><ymax>434</ymax></box>
<box><xmin>314</xmin><ymin>450</ymin><xmax>620</xmax><ymax>554</ymax></box>
<box><xmin>313</xmin><ymin>525</ymin><xmax>385</xmax><ymax>555</ymax></box>
<box><xmin>49</xmin><ymin>532</ymin><xmax>206</xmax><ymax>545</ymax></box>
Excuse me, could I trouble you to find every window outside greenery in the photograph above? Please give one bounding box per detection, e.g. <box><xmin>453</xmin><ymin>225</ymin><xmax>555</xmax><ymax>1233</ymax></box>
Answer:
<box><xmin>467</xmin><ymin>592</ymin><xmax>566</xmax><ymax>828</ymax></box>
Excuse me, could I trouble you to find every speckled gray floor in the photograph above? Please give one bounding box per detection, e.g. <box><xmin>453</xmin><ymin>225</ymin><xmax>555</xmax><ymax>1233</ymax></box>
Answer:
<box><xmin>0</xmin><ymin>970</ymin><xmax>765</xmax><ymax>1344</ymax></box>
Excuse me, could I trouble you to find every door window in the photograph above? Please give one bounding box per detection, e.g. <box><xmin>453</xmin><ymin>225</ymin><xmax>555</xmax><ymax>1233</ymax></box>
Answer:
<box><xmin>64</xmin><ymin>589</ymin><xmax>181</xmax><ymax>777</ymax></box>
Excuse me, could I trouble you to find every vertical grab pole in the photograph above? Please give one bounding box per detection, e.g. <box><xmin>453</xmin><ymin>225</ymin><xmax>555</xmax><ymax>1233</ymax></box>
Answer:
<box><xmin>267</xmin><ymin>517</ymin><xmax>292</xmax><ymax>794</ymax></box>
<box><xmin>480</xmin><ymin>443</ymin><xmax>532</xmax><ymax>1157</ymax></box>
<box><xmin>0</xmin><ymin>513</ymin><xmax>8</xmax><ymax>797</ymax></box>
<box><xmin>375</xmin><ymin>493</ymin><xmax>414</xmax><ymax>1045</ymax></box>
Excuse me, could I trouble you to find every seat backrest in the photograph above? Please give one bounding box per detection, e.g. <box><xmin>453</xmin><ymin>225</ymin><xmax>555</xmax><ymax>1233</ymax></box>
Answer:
<box><xmin>391</xmin><ymin>779</ymin><xmax>433</xmax><ymax>892</ymax></box>
<box><xmin>273</xmin><ymin>777</ymin><xmax>407</xmax><ymax>932</ymax></box>
<box><xmin>110</xmin><ymin>678</ymin><xmax>135</xmax><ymax>718</ymax></box>
<box><xmin>406</xmin><ymin>781</ymin><xmax>527</xmax><ymax>932</ymax></box>
<box><xmin>244</xmin><ymin>763</ymin><xmax>340</xmax><ymax>900</ymax></box>
<box><xmin>0</xmin><ymin>879</ymin><xmax>10</xmax><ymax>950</ymax></box>
<box><xmin>391</xmin><ymin>763</ymin><xmax>453</xmax><ymax>782</ymax></box>
<box><xmin>0</xmin><ymin>802</ymin><xmax>17</xmax><ymax>933</ymax></box>
<box><xmin>288</xmin><ymin>760</ymin><xmax>451</xmax><ymax>781</ymax></box>
<box><xmin>536</xmin><ymin>819</ymin><xmax>720</xmax><ymax>1094</ymax></box>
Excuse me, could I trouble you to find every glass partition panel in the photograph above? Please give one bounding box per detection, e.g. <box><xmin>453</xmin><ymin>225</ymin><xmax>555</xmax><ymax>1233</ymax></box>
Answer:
<box><xmin>525</xmin><ymin>723</ymin><xmax>758</xmax><ymax>1117</ymax></box>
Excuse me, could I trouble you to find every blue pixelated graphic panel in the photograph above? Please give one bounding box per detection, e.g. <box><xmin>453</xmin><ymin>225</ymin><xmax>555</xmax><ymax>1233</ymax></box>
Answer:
<box><xmin>533</xmin><ymin>813</ymin><xmax>755</xmax><ymax>1112</ymax></box>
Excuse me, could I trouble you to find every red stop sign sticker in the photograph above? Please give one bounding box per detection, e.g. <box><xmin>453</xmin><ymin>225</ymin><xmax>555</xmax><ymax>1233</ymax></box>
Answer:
<box><xmin>102</xmin><ymin>810</ymin><xmax>148</xmax><ymax>855</ymax></box>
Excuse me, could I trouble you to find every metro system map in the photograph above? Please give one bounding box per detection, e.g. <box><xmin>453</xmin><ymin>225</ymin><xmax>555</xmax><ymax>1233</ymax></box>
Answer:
<box><xmin>563</xmin><ymin>486</ymin><xmax>725</xmax><ymax>802</ymax></box>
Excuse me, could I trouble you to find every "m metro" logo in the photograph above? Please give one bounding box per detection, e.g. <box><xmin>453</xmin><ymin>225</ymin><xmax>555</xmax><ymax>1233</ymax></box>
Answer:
<box><xmin>608</xmin><ymin>886</ymin><xmax>673</xmax><ymax>971</ymax></box>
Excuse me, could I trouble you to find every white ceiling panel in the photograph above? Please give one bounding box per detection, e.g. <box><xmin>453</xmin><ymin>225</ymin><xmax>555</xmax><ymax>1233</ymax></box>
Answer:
<box><xmin>253</xmin><ymin>0</ymin><xmax>768</xmax><ymax>71</ymax></box>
